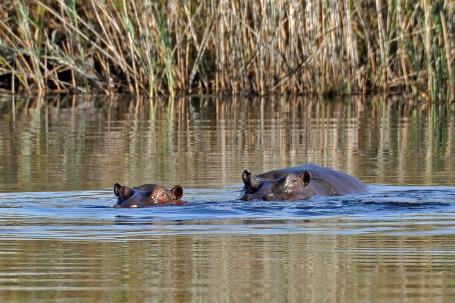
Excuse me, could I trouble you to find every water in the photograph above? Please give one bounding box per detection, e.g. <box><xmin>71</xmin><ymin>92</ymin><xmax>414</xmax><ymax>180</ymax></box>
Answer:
<box><xmin>1</xmin><ymin>95</ymin><xmax>455</xmax><ymax>302</ymax></box>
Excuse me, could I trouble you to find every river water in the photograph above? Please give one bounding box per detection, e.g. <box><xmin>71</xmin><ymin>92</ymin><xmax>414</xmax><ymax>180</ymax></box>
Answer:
<box><xmin>0</xmin><ymin>95</ymin><xmax>455</xmax><ymax>302</ymax></box>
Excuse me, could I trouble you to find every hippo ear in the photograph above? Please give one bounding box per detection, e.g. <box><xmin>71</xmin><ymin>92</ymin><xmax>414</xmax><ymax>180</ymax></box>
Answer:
<box><xmin>114</xmin><ymin>183</ymin><xmax>134</xmax><ymax>200</ymax></box>
<box><xmin>300</xmin><ymin>171</ymin><xmax>311</xmax><ymax>186</ymax></box>
<box><xmin>114</xmin><ymin>183</ymin><xmax>122</xmax><ymax>197</ymax></box>
<box><xmin>242</xmin><ymin>169</ymin><xmax>262</xmax><ymax>190</ymax></box>
<box><xmin>242</xmin><ymin>170</ymin><xmax>251</xmax><ymax>184</ymax></box>
<box><xmin>171</xmin><ymin>185</ymin><xmax>183</xmax><ymax>200</ymax></box>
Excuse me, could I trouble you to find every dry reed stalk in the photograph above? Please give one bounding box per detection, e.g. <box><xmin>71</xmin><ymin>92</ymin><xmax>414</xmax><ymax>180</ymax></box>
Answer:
<box><xmin>375</xmin><ymin>0</ymin><xmax>388</xmax><ymax>90</ymax></box>
<box><xmin>422</xmin><ymin>0</ymin><xmax>434</xmax><ymax>99</ymax></box>
<box><xmin>440</xmin><ymin>10</ymin><xmax>454</xmax><ymax>100</ymax></box>
<box><xmin>397</xmin><ymin>0</ymin><xmax>410</xmax><ymax>92</ymax></box>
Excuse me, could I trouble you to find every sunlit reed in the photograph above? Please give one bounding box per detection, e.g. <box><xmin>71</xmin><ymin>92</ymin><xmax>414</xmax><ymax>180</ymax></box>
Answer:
<box><xmin>0</xmin><ymin>0</ymin><xmax>453</xmax><ymax>101</ymax></box>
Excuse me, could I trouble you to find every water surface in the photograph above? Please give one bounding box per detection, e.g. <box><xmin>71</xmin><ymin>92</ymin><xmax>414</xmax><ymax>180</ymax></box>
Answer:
<box><xmin>0</xmin><ymin>95</ymin><xmax>455</xmax><ymax>302</ymax></box>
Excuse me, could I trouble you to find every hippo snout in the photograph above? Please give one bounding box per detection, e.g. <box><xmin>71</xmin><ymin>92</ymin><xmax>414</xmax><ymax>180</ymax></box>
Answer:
<box><xmin>114</xmin><ymin>203</ymin><xmax>138</xmax><ymax>208</ymax></box>
<box><xmin>242</xmin><ymin>194</ymin><xmax>253</xmax><ymax>201</ymax></box>
<box><xmin>263</xmin><ymin>193</ymin><xmax>274</xmax><ymax>201</ymax></box>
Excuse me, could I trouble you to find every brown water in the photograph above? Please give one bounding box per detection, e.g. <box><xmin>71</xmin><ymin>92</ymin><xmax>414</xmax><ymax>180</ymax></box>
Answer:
<box><xmin>0</xmin><ymin>95</ymin><xmax>455</xmax><ymax>302</ymax></box>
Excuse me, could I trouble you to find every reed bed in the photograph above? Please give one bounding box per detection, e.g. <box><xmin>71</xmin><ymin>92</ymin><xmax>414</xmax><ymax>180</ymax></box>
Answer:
<box><xmin>0</xmin><ymin>0</ymin><xmax>453</xmax><ymax>101</ymax></box>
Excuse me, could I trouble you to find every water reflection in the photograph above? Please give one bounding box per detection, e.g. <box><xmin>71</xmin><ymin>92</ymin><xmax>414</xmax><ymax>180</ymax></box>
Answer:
<box><xmin>1</xmin><ymin>95</ymin><xmax>455</xmax><ymax>303</ymax></box>
<box><xmin>0</xmin><ymin>95</ymin><xmax>454</xmax><ymax>192</ymax></box>
<box><xmin>0</xmin><ymin>234</ymin><xmax>454</xmax><ymax>303</ymax></box>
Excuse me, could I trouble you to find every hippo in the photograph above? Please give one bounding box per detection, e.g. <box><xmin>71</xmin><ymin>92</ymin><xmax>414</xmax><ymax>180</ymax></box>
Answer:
<box><xmin>240</xmin><ymin>164</ymin><xmax>367</xmax><ymax>201</ymax></box>
<box><xmin>113</xmin><ymin>183</ymin><xmax>183</xmax><ymax>208</ymax></box>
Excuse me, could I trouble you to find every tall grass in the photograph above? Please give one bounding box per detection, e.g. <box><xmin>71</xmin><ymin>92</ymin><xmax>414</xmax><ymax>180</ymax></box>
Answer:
<box><xmin>0</xmin><ymin>0</ymin><xmax>453</xmax><ymax>101</ymax></box>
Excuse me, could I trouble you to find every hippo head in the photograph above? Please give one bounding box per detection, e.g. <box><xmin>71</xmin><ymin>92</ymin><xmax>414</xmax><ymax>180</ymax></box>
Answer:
<box><xmin>113</xmin><ymin>183</ymin><xmax>183</xmax><ymax>208</ymax></box>
<box><xmin>240</xmin><ymin>169</ymin><xmax>312</xmax><ymax>201</ymax></box>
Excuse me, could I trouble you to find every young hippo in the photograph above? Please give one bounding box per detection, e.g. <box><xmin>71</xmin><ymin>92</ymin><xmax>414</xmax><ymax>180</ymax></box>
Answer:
<box><xmin>240</xmin><ymin>164</ymin><xmax>367</xmax><ymax>201</ymax></box>
<box><xmin>113</xmin><ymin>183</ymin><xmax>183</xmax><ymax>208</ymax></box>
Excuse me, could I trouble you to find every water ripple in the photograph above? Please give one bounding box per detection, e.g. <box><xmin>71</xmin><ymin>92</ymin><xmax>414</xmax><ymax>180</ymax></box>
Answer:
<box><xmin>0</xmin><ymin>185</ymin><xmax>454</xmax><ymax>240</ymax></box>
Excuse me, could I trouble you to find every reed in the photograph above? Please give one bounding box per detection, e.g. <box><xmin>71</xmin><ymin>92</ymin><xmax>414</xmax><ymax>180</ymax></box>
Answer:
<box><xmin>0</xmin><ymin>0</ymin><xmax>453</xmax><ymax>101</ymax></box>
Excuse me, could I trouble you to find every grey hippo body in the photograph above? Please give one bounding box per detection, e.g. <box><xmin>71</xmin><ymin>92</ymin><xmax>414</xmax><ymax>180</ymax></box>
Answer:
<box><xmin>241</xmin><ymin>164</ymin><xmax>367</xmax><ymax>201</ymax></box>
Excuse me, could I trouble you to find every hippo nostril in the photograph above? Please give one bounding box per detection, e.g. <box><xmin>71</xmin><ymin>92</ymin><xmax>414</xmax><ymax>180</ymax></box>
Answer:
<box><xmin>263</xmin><ymin>193</ymin><xmax>274</xmax><ymax>201</ymax></box>
<box><xmin>242</xmin><ymin>194</ymin><xmax>253</xmax><ymax>201</ymax></box>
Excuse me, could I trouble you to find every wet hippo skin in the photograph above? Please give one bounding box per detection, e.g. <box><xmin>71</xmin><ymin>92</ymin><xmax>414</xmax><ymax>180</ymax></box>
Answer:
<box><xmin>240</xmin><ymin>164</ymin><xmax>367</xmax><ymax>201</ymax></box>
<box><xmin>113</xmin><ymin>183</ymin><xmax>183</xmax><ymax>208</ymax></box>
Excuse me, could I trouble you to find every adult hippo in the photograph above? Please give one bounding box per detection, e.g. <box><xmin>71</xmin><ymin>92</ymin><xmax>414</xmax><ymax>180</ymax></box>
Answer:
<box><xmin>113</xmin><ymin>183</ymin><xmax>183</xmax><ymax>208</ymax></box>
<box><xmin>241</xmin><ymin>164</ymin><xmax>367</xmax><ymax>201</ymax></box>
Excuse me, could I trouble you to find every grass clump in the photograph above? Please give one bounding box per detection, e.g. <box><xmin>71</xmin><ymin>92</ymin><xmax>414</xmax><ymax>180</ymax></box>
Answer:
<box><xmin>0</xmin><ymin>0</ymin><xmax>453</xmax><ymax>101</ymax></box>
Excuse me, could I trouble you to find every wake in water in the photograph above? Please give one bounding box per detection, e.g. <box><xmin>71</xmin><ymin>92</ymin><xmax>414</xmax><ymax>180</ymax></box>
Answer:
<box><xmin>0</xmin><ymin>185</ymin><xmax>454</xmax><ymax>239</ymax></box>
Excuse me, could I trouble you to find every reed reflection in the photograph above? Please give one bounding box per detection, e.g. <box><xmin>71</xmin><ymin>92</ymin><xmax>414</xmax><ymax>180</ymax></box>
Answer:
<box><xmin>0</xmin><ymin>95</ymin><xmax>454</xmax><ymax>192</ymax></box>
<box><xmin>0</xmin><ymin>234</ymin><xmax>454</xmax><ymax>303</ymax></box>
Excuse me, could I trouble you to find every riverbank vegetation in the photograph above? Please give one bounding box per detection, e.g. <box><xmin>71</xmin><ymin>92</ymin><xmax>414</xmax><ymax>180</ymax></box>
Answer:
<box><xmin>0</xmin><ymin>0</ymin><xmax>453</xmax><ymax>101</ymax></box>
